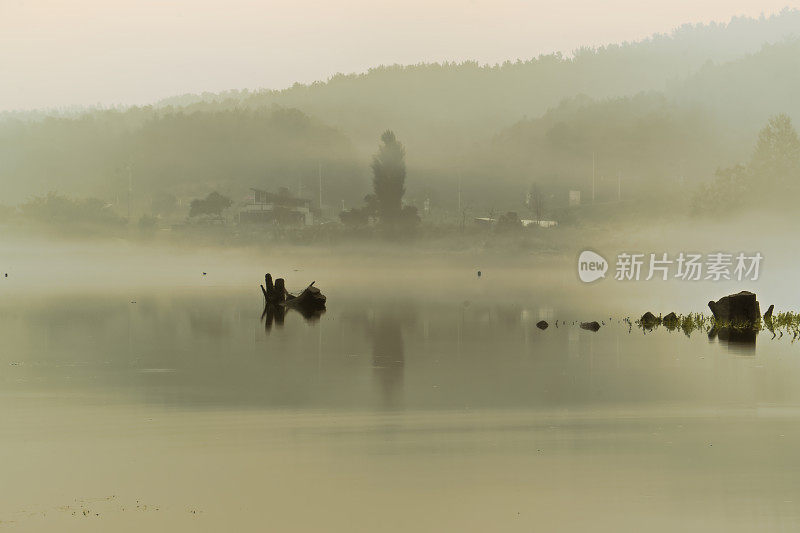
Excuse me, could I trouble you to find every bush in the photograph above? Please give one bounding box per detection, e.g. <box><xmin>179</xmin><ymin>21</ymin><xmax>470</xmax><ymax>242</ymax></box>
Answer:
<box><xmin>19</xmin><ymin>192</ymin><xmax>126</xmax><ymax>231</ymax></box>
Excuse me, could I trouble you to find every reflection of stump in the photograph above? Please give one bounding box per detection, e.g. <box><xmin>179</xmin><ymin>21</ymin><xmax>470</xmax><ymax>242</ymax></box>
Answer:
<box><xmin>708</xmin><ymin>326</ymin><xmax>757</xmax><ymax>352</ymax></box>
<box><xmin>261</xmin><ymin>304</ymin><xmax>286</xmax><ymax>332</ymax></box>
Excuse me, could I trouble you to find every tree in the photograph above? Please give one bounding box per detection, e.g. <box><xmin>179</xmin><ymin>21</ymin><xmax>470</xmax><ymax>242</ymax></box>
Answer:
<box><xmin>151</xmin><ymin>192</ymin><xmax>177</xmax><ymax>217</ymax></box>
<box><xmin>339</xmin><ymin>193</ymin><xmax>379</xmax><ymax>228</ymax></box>
<box><xmin>526</xmin><ymin>182</ymin><xmax>545</xmax><ymax>222</ymax></box>
<box><xmin>339</xmin><ymin>207</ymin><xmax>370</xmax><ymax>228</ymax></box>
<box><xmin>19</xmin><ymin>192</ymin><xmax>126</xmax><ymax>231</ymax></box>
<box><xmin>138</xmin><ymin>214</ymin><xmax>158</xmax><ymax>234</ymax></box>
<box><xmin>693</xmin><ymin>114</ymin><xmax>800</xmax><ymax>214</ymax></box>
<box><xmin>189</xmin><ymin>191</ymin><xmax>232</xmax><ymax>218</ymax></box>
<box><xmin>750</xmin><ymin>113</ymin><xmax>800</xmax><ymax>190</ymax></box>
<box><xmin>371</xmin><ymin>130</ymin><xmax>407</xmax><ymax>225</ymax></box>
<box><xmin>339</xmin><ymin>131</ymin><xmax>419</xmax><ymax>234</ymax></box>
<box><xmin>496</xmin><ymin>211</ymin><xmax>522</xmax><ymax>232</ymax></box>
<box><xmin>692</xmin><ymin>164</ymin><xmax>749</xmax><ymax>214</ymax></box>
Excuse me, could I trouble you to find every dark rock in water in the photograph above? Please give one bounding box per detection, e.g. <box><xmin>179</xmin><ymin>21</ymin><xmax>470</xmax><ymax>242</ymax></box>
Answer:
<box><xmin>536</xmin><ymin>320</ymin><xmax>549</xmax><ymax>330</ymax></box>
<box><xmin>708</xmin><ymin>291</ymin><xmax>761</xmax><ymax>325</ymax></box>
<box><xmin>640</xmin><ymin>312</ymin><xmax>660</xmax><ymax>331</ymax></box>
<box><xmin>580</xmin><ymin>321</ymin><xmax>601</xmax><ymax>332</ymax></box>
<box><xmin>764</xmin><ymin>304</ymin><xmax>774</xmax><ymax>321</ymax></box>
<box><xmin>662</xmin><ymin>312</ymin><xmax>679</xmax><ymax>330</ymax></box>
<box><xmin>640</xmin><ymin>312</ymin><xmax>659</xmax><ymax>325</ymax></box>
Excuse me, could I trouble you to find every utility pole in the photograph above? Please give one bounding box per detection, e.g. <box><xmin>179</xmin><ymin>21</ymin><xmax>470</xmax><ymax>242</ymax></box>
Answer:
<box><xmin>318</xmin><ymin>162</ymin><xmax>322</xmax><ymax>209</ymax></box>
<box><xmin>127</xmin><ymin>163</ymin><xmax>132</xmax><ymax>222</ymax></box>
<box><xmin>592</xmin><ymin>152</ymin><xmax>596</xmax><ymax>204</ymax></box>
<box><xmin>457</xmin><ymin>173</ymin><xmax>462</xmax><ymax>215</ymax></box>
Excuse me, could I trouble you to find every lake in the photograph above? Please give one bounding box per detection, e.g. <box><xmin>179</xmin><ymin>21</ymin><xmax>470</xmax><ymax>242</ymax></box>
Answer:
<box><xmin>1</xmin><ymin>243</ymin><xmax>799</xmax><ymax>532</ymax></box>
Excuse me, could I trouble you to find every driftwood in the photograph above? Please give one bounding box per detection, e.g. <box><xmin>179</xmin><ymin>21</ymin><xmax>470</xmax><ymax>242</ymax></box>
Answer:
<box><xmin>260</xmin><ymin>273</ymin><xmax>326</xmax><ymax>328</ymax></box>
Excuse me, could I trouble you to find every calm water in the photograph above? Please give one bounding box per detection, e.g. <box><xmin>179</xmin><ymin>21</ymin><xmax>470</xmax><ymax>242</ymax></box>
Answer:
<box><xmin>2</xmin><ymin>256</ymin><xmax>800</xmax><ymax>532</ymax></box>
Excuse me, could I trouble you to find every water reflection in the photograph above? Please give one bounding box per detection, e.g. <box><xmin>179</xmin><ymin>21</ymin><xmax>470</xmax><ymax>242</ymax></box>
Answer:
<box><xmin>709</xmin><ymin>326</ymin><xmax>757</xmax><ymax>353</ymax></box>
<box><xmin>1</xmin><ymin>292</ymin><xmax>799</xmax><ymax>411</ymax></box>
<box><xmin>261</xmin><ymin>303</ymin><xmax>286</xmax><ymax>330</ymax></box>
<box><xmin>369</xmin><ymin>308</ymin><xmax>415</xmax><ymax>408</ymax></box>
<box><xmin>638</xmin><ymin>316</ymin><xmax>760</xmax><ymax>351</ymax></box>
<box><xmin>260</xmin><ymin>300</ymin><xmax>324</xmax><ymax>332</ymax></box>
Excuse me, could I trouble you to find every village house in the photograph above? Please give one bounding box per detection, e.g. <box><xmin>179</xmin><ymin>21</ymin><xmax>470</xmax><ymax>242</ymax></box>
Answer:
<box><xmin>239</xmin><ymin>187</ymin><xmax>314</xmax><ymax>226</ymax></box>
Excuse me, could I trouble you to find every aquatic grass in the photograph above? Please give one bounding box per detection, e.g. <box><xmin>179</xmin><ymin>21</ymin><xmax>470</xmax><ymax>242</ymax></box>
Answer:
<box><xmin>632</xmin><ymin>311</ymin><xmax>800</xmax><ymax>341</ymax></box>
<box><xmin>767</xmin><ymin>312</ymin><xmax>800</xmax><ymax>341</ymax></box>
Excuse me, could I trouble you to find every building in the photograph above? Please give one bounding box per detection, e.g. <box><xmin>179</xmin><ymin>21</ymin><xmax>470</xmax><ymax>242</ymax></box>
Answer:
<box><xmin>474</xmin><ymin>217</ymin><xmax>496</xmax><ymax>227</ymax></box>
<box><xmin>521</xmin><ymin>219</ymin><xmax>558</xmax><ymax>228</ymax></box>
<box><xmin>240</xmin><ymin>188</ymin><xmax>313</xmax><ymax>226</ymax></box>
<box><xmin>473</xmin><ymin>216</ymin><xmax>558</xmax><ymax>229</ymax></box>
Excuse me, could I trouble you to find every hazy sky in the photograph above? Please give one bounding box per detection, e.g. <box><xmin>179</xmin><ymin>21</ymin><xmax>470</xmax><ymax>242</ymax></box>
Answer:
<box><xmin>1</xmin><ymin>0</ymin><xmax>798</xmax><ymax>111</ymax></box>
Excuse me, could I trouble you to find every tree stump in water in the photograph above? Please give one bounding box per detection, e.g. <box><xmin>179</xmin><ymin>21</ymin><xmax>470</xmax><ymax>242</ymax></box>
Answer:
<box><xmin>261</xmin><ymin>273</ymin><xmax>285</xmax><ymax>304</ymax></box>
<box><xmin>273</xmin><ymin>278</ymin><xmax>287</xmax><ymax>304</ymax></box>
<box><xmin>261</xmin><ymin>273</ymin><xmax>325</xmax><ymax>315</ymax></box>
<box><xmin>265</xmin><ymin>273</ymin><xmax>274</xmax><ymax>294</ymax></box>
<box><xmin>708</xmin><ymin>291</ymin><xmax>760</xmax><ymax>325</ymax></box>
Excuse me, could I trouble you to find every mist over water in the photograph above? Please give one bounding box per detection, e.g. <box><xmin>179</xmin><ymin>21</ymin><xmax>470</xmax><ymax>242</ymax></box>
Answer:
<box><xmin>2</xmin><ymin>238</ymin><xmax>800</xmax><ymax>531</ymax></box>
<box><xmin>4</xmin><ymin>6</ymin><xmax>800</xmax><ymax>531</ymax></box>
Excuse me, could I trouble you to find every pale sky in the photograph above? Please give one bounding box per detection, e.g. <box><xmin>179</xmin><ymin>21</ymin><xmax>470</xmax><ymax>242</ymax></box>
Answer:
<box><xmin>0</xmin><ymin>0</ymin><xmax>798</xmax><ymax>111</ymax></box>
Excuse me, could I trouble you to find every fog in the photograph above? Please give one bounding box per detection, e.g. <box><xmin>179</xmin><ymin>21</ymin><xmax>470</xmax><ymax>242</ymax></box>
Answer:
<box><xmin>3</xmin><ymin>10</ymin><xmax>800</xmax><ymax>234</ymax></box>
<box><xmin>3</xmin><ymin>0</ymin><xmax>797</xmax><ymax>111</ymax></box>
<box><xmin>2</xmin><ymin>203</ymin><xmax>798</xmax><ymax>311</ymax></box>
<box><xmin>5</xmin><ymin>8</ymin><xmax>800</xmax><ymax>532</ymax></box>
<box><xmin>4</xmin><ymin>223</ymin><xmax>800</xmax><ymax>530</ymax></box>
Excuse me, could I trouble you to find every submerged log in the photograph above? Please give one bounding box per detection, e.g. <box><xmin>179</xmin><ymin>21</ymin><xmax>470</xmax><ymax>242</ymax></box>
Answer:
<box><xmin>285</xmin><ymin>282</ymin><xmax>327</xmax><ymax>311</ymax></box>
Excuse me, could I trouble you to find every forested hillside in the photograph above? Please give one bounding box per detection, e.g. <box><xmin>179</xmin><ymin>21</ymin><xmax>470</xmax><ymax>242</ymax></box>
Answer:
<box><xmin>158</xmin><ymin>9</ymin><xmax>800</xmax><ymax>159</ymax></box>
<box><xmin>0</xmin><ymin>107</ymin><xmax>364</xmax><ymax>209</ymax></box>
<box><xmin>2</xmin><ymin>10</ymin><xmax>800</xmax><ymax>219</ymax></box>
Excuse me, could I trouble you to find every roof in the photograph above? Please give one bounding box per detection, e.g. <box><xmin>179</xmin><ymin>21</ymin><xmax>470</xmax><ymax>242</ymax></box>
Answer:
<box><xmin>251</xmin><ymin>188</ymin><xmax>311</xmax><ymax>207</ymax></box>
